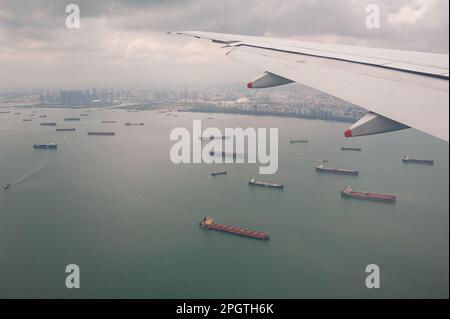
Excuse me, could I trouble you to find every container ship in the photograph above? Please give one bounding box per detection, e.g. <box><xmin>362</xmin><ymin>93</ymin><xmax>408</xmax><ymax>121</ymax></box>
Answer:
<box><xmin>341</xmin><ymin>186</ymin><xmax>397</xmax><ymax>203</ymax></box>
<box><xmin>402</xmin><ymin>156</ymin><xmax>434</xmax><ymax>165</ymax></box>
<box><xmin>125</xmin><ymin>122</ymin><xmax>144</xmax><ymax>126</ymax></box>
<box><xmin>56</xmin><ymin>128</ymin><xmax>76</xmax><ymax>132</ymax></box>
<box><xmin>341</xmin><ymin>147</ymin><xmax>362</xmax><ymax>151</ymax></box>
<box><xmin>64</xmin><ymin>117</ymin><xmax>80</xmax><ymax>121</ymax></box>
<box><xmin>200</xmin><ymin>217</ymin><xmax>269</xmax><ymax>240</ymax></box>
<box><xmin>211</xmin><ymin>171</ymin><xmax>227</xmax><ymax>177</ymax></box>
<box><xmin>40</xmin><ymin>122</ymin><xmax>57</xmax><ymax>126</ymax></box>
<box><xmin>316</xmin><ymin>164</ymin><xmax>359</xmax><ymax>176</ymax></box>
<box><xmin>33</xmin><ymin>143</ymin><xmax>58</xmax><ymax>149</ymax></box>
<box><xmin>249</xmin><ymin>177</ymin><xmax>284</xmax><ymax>189</ymax></box>
<box><xmin>87</xmin><ymin>131</ymin><xmax>115</xmax><ymax>136</ymax></box>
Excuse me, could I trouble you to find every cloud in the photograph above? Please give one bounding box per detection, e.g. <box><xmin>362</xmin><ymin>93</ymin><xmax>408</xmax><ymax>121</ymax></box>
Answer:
<box><xmin>0</xmin><ymin>0</ymin><xmax>448</xmax><ymax>88</ymax></box>
<box><xmin>388</xmin><ymin>0</ymin><xmax>436</xmax><ymax>25</ymax></box>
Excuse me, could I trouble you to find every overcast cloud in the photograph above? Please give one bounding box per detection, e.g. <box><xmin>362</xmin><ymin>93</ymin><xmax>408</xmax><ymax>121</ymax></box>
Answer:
<box><xmin>0</xmin><ymin>0</ymin><xmax>448</xmax><ymax>88</ymax></box>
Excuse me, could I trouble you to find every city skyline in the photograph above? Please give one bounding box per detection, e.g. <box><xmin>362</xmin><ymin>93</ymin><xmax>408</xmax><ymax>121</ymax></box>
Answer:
<box><xmin>0</xmin><ymin>84</ymin><xmax>366</xmax><ymax>123</ymax></box>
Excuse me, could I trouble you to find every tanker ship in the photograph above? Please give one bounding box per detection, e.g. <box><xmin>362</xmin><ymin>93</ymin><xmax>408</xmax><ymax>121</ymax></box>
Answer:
<box><xmin>200</xmin><ymin>217</ymin><xmax>269</xmax><ymax>240</ymax></box>
<box><xmin>87</xmin><ymin>131</ymin><xmax>115</xmax><ymax>136</ymax></box>
<box><xmin>290</xmin><ymin>139</ymin><xmax>309</xmax><ymax>144</ymax></box>
<box><xmin>56</xmin><ymin>128</ymin><xmax>76</xmax><ymax>132</ymax></box>
<box><xmin>316</xmin><ymin>164</ymin><xmax>359</xmax><ymax>176</ymax></box>
<box><xmin>211</xmin><ymin>171</ymin><xmax>228</xmax><ymax>177</ymax></box>
<box><xmin>341</xmin><ymin>186</ymin><xmax>397</xmax><ymax>203</ymax></box>
<box><xmin>249</xmin><ymin>177</ymin><xmax>284</xmax><ymax>189</ymax></box>
<box><xmin>341</xmin><ymin>146</ymin><xmax>362</xmax><ymax>151</ymax></box>
<box><xmin>33</xmin><ymin>143</ymin><xmax>58</xmax><ymax>149</ymax></box>
<box><xmin>402</xmin><ymin>156</ymin><xmax>434</xmax><ymax>165</ymax></box>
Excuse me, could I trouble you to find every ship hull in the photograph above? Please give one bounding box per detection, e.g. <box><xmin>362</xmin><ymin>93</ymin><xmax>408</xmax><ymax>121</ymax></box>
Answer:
<box><xmin>403</xmin><ymin>159</ymin><xmax>434</xmax><ymax>165</ymax></box>
<box><xmin>200</xmin><ymin>222</ymin><xmax>269</xmax><ymax>240</ymax></box>
<box><xmin>341</xmin><ymin>147</ymin><xmax>362</xmax><ymax>151</ymax></box>
<box><xmin>33</xmin><ymin>144</ymin><xmax>57</xmax><ymax>149</ymax></box>
<box><xmin>87</xmin><ymin>132</ymin><xmax>115</xmax><ymax>136</ymax></box>
<box><xmin>211</xmin><ymin>172</ymin><xmax>227</xmax><ymax>177</ymax></box>
<box><xmin>341</xmin><ymin>191</ymin><xmax>397</xmax><ymax>203</ymax></box>
<box><xmin>249</xmin><ymin>180</ymin><xmax>284</xmax><ymax>189</ymax></box>
<box><xmin>56</xmin><ymin>128</ymin><xmax>76</xmax><ymax>132</ymax></box>
<box><xmin>316</xmin><ymin>167</ymin><xmax>359</xmax><ymax>176</ymax></box>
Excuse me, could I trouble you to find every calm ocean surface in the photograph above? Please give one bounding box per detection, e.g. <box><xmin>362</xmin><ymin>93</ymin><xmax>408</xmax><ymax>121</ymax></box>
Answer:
<box><xmin>0</xmin><ymin>107</ymin><xmax>448</xmax><ymax>298</ymax></box>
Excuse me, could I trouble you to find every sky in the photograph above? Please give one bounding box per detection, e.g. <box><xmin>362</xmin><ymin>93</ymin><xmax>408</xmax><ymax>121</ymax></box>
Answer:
<box><xmin>0</xmin><ymin>0</ymin><xmax>448</xmax><ymax>89</ymax></box>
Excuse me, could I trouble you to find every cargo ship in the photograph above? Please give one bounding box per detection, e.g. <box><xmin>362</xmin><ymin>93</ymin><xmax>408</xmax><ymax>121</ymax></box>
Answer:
<box><xmin>209</xmin><ymin>151</ymin><xmax>237</xmax><ymax>158</ymax></box>
<box><xmin>23</xmin><ymin>119</ymin><xmax>33</xmax><ymax>122</ymax></box>
<box><xmin>125</xmin><ymin>122</ymin><xmax>144</xmax><ymax>126</ymax></box>
<box><xmin>0</xmin><ymin>111</ymin><xmax>10</xmax><ymax>114</ymax></box>
<box><xmin>87</xmin><ymin>131</ymin><xmax>115</xmax><ymax>136</ymax></box>
<box><xmin>39</xmin><ymin>115</ymin><xmax>47</xmax><ymax>118</ymax></box>
<box><xmin>33</xmin><ymin>143</ymin><xmax>58</xmax><ymax>149</ymax></box>
<box><xmin>80</xmin><ymin>114</ymin><xmax>89</xmax><ymax>116</ymax></box>
<box><xmin>290</xmin><ymin>139</ymin><xmax>309</xmax><ymax>144</ymax></box>
<box><xmin>64</xmin><ymin>117</ymin><xmax>80</xmax><ymax>121</ymax></box>
<box><xmin>341</xmin><ymin>146</ymin><xmax>362</xmax><ymax>151</ymax></box>
<box><xmin>56</xmin><ymin>128</ymin><xmax>76</xmax><ymax>132</ymax></box>
<box><xmin>211</xmin><ymin>171</ymin><xmax>227</xmax><ymax>177</ymax></box>
<box><xmin>341</xmin><ymin>186</ymin><xmax>397</xmax><ymax>203</ymax></box>
<box><xmin>201</xmin><ymin>136</ymin><xmax>227</xmax><ymax>140</ymax></box>
<box><xmin>200</xmin><ymin>217</ymin><xmax>269</xmax><ymax>240</ymax></box>
<box><xmin>249</xmin><ymin>177</ymin><xmax>284</xmax><ymax>189</ymax></box>
<box><xmin>101</xmin><ymin>120</ymin><xmax>116</xmax><ymax>124</ymax></box>
<box><xmin>40</xmin><ymin>122</ymin><xmax>57</xmax><ymax>126</ymax></box>
<box><xmin>402</xmin><ymin>156</ymin><xmax>434</xmax><ymax>165</ymax></box>
<box><xmin>316</xmin><ymin>164</ymin><xmax>359</xmax><ymax>176</ymax></box>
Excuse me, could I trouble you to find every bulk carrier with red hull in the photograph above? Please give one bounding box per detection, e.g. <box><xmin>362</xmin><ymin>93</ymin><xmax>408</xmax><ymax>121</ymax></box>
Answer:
<box><xmin>200</xmin><ymin>217</ymin><xmax>270</xmax><ymax>240</ymax></box>
<box><xmin>341</xmin><ymin>186</ymin><xmax>397</xmax><ymax>203</ymax></box>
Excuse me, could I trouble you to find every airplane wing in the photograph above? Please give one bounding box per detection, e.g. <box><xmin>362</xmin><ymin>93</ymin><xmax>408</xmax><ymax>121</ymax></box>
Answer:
<box><xmin>169</xmin><ymin>31</ymin><xmax>449</xmax><ymax>142</ymax></box>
